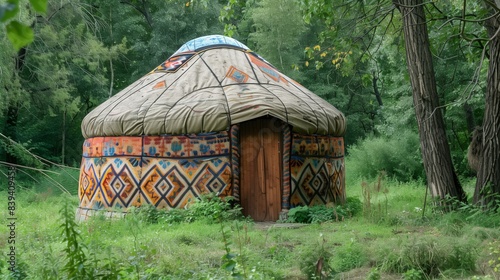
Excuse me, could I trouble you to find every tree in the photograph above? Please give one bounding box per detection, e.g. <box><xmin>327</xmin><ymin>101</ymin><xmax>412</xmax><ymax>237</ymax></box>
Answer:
<box><xmin>248</xmin><ymin>0</ymin><xmax>307</xmax><ymax>72</ymax></box>
<box><xmin>88</xmin><ymin>0</ymin><xmax>225</xmax><ymax>89</ymax></box>
<box><xmin>473</xmin><ymin>2</ymin><xmax>500</xmax><ymax>208</ymax></box>
<box><xmin>392</xmin><ymin>0</ymin><xmax>466</xmax><ymax>202</ymax></box>
<box><xmin>0</xmin><ymin>0</ymin><xmax>125</xmax><ymax>166</ymax></box>
<box><xmin>298</xmin><ymin>0</ymin><xmax>467</xmax><ymax>202</ymax></box>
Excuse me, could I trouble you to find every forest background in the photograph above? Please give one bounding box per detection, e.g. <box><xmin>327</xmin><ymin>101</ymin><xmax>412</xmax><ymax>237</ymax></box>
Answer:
<box><xmin>0</xmin><ymin>0</ymin><xmax>491</xmax><ymax>188</ymax></box>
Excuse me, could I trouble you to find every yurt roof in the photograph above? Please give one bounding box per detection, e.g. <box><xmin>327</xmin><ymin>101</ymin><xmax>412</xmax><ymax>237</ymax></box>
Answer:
<box><xmin>81</xmin><ymin>35</ymin><xmax>346</xmax><ymax>138</ymax></box>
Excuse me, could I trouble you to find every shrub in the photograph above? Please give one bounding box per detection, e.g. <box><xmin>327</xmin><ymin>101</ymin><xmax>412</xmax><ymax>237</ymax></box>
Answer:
<box><xmin>347</xmin><ymin>130</ymin><xmax>424</xmax><ymax>182</ymax></box>
<box><xmin>287</xmin><ymin>206</ymin><xmax>313</xmax><ymax>223</ymax></box>
<box><xmin>185</xmin><ymin>193</ymin><xmax>243</xmax><ymax>223</ymax></box>
<box><xmin>130</xmin><ymin>204</ymin><xmax>164</xmax><ymax>224</ymax></box>
<box><xmin>130</xmin><ymin>193</ymin><xmax>243</xmax><ymax>224</ymax></box>
<box><xmin>60</xmin><ymin>202</ymin><xmax>92</xmax><ymax>279</ymax></box>
<box><xmin>286</xmin><ymin>197</ymin><xmax>362</xmax><ymax>224</ymax></box>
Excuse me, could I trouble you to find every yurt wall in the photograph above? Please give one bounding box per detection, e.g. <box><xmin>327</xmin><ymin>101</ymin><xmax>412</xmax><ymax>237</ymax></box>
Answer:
<box><xmin>289</xmin><ymin>134</ymin><xmax>345</xmax><ymax>207</ymax></box>
<box><xmin>77</xmin><ymin>133</ymin><xmax>232</xmax><ymax>220</ymax></box>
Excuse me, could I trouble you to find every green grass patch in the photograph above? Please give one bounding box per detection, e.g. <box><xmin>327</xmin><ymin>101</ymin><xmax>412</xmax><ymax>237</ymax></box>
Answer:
<box><xmin>0</xmin><ymin>173</ymin><xmax>499</xmax><ymax>279</ymax></box>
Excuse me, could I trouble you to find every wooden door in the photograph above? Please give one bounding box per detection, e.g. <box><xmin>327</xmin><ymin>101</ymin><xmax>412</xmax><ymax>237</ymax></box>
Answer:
<box><xmin>239</xmin><ymin>118</ymin><xmax>282</xmax><ymax>221</ymax></box>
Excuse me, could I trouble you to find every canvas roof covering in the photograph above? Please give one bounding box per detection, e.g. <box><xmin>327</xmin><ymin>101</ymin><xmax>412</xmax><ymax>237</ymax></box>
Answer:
<box><xmin>81</xmin><ymin>35</ymin><xmax>346</xmax><ymax>138</ymax></box>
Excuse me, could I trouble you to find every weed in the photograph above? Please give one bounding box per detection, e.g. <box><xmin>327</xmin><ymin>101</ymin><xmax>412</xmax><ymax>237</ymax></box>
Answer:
<box><xmin>6</xmin><ymin>259</ymin><xmax>28</xmax><ymax>280</ymax></box>
<box><xmin>298</xmin><ymin>234</ymin><xmax>334</xmax><ymax>279</ymax></box>
<box><xmin>220</xmin><ymin>220</ymin><xmax>242</xmax><ymax>278</ymax></box>
<box><xmin>362</xmin><ymin>172</ymin><xmax>389</xmax><ymax>223</ymax></box>
<box><xmin>4</xmin><ymin>177</ymin><xmax>500</xmax><ymax>279</ymax></box>
<box><xmin>285</xmin><ymin>197</ymin><xmax>362</xmax><ymax>224</ymax></box>
<box><xmin>128</xmin><ymin>193</ymin><xmax>243</xmax><ymax>225</ymax></box>
<box><xmin>129</xmin><ymin>204</ymin><xmax>164</xmax><ymax>224</ymax></box>
<box><xmin>487</xmin><ymin>240</ymin><xmax>500</xmax><ymax>278</ymax></box>
<box><xmin>288</xmin><ymin>205</ymin><xmax>312</xmax><ymax>223</ymax></box>
<box><xmin>186</xmin><ymin>193</ymin><xmax>243</xmax><ymax>223</ymax></box>
<box><xmin>163</xmin><ymin>208</ymin><xmax>188</xmax><ymax>224</ymax></box>
<box><xmin>330</xmin><ymin>241</ymin><xmax>366</xmax><ymax>272</ymax></box>
<box><xmin>60</xmin><ymin>201</ymin><xmax>92</xmax><ymax>279</ymax></box>
<box><xmin>403</xmin><ymin>268</ymin><xmax>424</xmax><ymax>280</ymax></box>
<box><xmin>218</xmin><ymin>218</ymin><xmax>272</xmax><ymax>278</ymax></box>
<box><xmin>365</xmin><ymin>267</ymin><xmax>381</xmax><ymax>280</ymax></box>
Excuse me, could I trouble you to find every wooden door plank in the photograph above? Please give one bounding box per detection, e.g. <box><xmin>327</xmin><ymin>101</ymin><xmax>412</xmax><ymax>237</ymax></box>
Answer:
<box><xmin>240</xmin><ymin>118</ymin><xmax>282</xmax><ymax>221</ymax></box>
<box><xmin>263</xmin><ymin>119</ymin><xmax>281</xmax><ymax>221</ymax></box>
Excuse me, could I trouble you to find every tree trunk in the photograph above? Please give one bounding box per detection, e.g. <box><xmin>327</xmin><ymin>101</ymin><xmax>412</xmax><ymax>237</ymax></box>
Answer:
<box><xmin>393</xmin><ymin>0</ymin><xmax>466</xmax><ymax>203</ymax></box>
<box><xmin>473</xmin><ymin>6</ymin><xmax>500</xmax><ymax>208</ymax></box>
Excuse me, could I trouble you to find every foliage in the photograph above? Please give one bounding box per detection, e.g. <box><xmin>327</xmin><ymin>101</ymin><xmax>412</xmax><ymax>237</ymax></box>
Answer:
<box><xmin>248</xmin><ymin>0</ymin><xmax>306</xmax><ymax>72</ymax></box>
<box><xmin>431</xmin><ymin>193</ymin><xmax>500</xmax><ymax>231</ymax></box>
<box><xmin>361</xmin><ymin>173</ymin><xmax>389</xmax><ymax>223</ymax></box>
<box><xmin>487</xmin><ymin>240</ymin><xmax>500</xmax><ymax>277</ymax></box>
<box><xmin>218</xmin><ymin>220</ymin><xmax>272</xmax><ymax>279</ymax></box>
<box><xmin>298</xmin><ymin>233</ymin><xmax>334</xmax><ymax>279</ymax></box>
<box><xmin>347</xmin><ymin>130</ymin><xmax>424</xmax><ymax>182</ymax></box>
<box><xmin>285</xmin><ymin>197</ymin><xmax>362</xmax><ymax>223</ymax></box>
<box><xmin>330</xmin><ymin>241</ymin><xmax>366</xmax><ymax>273</ymax></box>
<box><xmin>0</xmin><ymin>0</ymin><xmax>496</xmax><ymax>203</ymax></box>
<box><xmin>0</xmin><ymin>0</ymin><xmax>47</xmax><ymax>49</ymax></box>
<box><xmin>60</xmin><ymin>201</ymin><xmax>92</xmax><ymax>279</ymax></box>
<box><xmin>185</xmin><ymin>192</ymin><xmax>243</xmax><ymax>223</ymax></box>
<box><xmin>130</xmin><ymin>192</ymin><xmax>243</xmax><ymax>224</ymax></box>
<box><xmin>403</xmin><ymin>268</ymin><xmax>424</xmax><ymax>280</ymax></box>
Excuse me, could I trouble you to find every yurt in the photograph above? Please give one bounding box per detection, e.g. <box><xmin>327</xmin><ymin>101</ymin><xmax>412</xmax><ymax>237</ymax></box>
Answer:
<box><xmin>77</xmin><ymin>35</ymin><xmax>346</xmax><ymax>222</ymax></box>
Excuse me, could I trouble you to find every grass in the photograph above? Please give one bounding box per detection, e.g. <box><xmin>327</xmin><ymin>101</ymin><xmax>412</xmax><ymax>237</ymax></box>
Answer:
<box><xmin>0</xmin><ymin>167</ymin><xmax>499</xmax><ymax>279</ymax></box>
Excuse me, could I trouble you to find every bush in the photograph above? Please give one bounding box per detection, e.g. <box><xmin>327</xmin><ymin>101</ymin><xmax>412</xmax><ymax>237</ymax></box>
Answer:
<box><xmin>286</xmin><ymin>197</ymin><xmax>362</xmax><ymax>223</ymax></box>
<box><xmin>185</xmin><ymin>193</ymin><xmax>243</xmax><ymax>223</ymax></box>
<box><xmin>130</xmin><ymin>193</ymin><xmax>243</xmax><ymax>224</ymax></box>
<box><xmin>130</xmin><ymin>204</ymin><xmax>164</xmax><ymax>224</ymax></box>
<box><xmin>347</xmin><ymin>130</ymin><xmax>424</xmax><ymax>182</ymax></box>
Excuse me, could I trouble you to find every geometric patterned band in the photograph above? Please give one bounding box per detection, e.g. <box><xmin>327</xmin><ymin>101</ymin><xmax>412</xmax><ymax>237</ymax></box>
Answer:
<box><xmin>78</xmin><ymin>132</ymin><xmax>231</xmax><ymax>220</ymax></box>
<box><xmin>290</xmin><ymin>134</ymin><xmax>345</xmax><ymax>207</ymax></box>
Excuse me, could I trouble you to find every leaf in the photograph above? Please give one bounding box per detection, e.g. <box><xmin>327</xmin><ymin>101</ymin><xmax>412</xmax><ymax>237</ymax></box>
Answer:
<box><xmin>0</xmin><ymin>1</ymin><xmax>19</xmax><ymax>23</ymax></box>
<box><xmin>6</xmin><ymin>20</ymin><xmax>34</xmax><ymax>50</ymax></box>
<box><xmin>29</xmin><ymin>0</ymin><xmax>47</xmax><ymax>13</ymax></box>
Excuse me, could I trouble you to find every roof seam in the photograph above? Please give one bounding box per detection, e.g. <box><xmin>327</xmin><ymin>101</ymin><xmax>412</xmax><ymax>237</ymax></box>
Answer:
<box><xmin>93</xmin><ymin>75</ymin><xmax>164</xmax><ymax>137</ymax></box>
<box><xmin>198</xmin><ymin>52</ymin><xmax>232</xmax><ymax>129</ymax></box>
<box><xmin>263</xmin><ymin>83</ymin><xmax>318</xmax><ymax>133</ymax></box>
<box><xmin>142</xmin><ymin>55</ymin><xmax>201</xmax><ymax>134</ymax></box>
<box><xmin>284</xmin><ymin>78</ymin><xmax>331</xmax><ymax>135</ymax></box>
